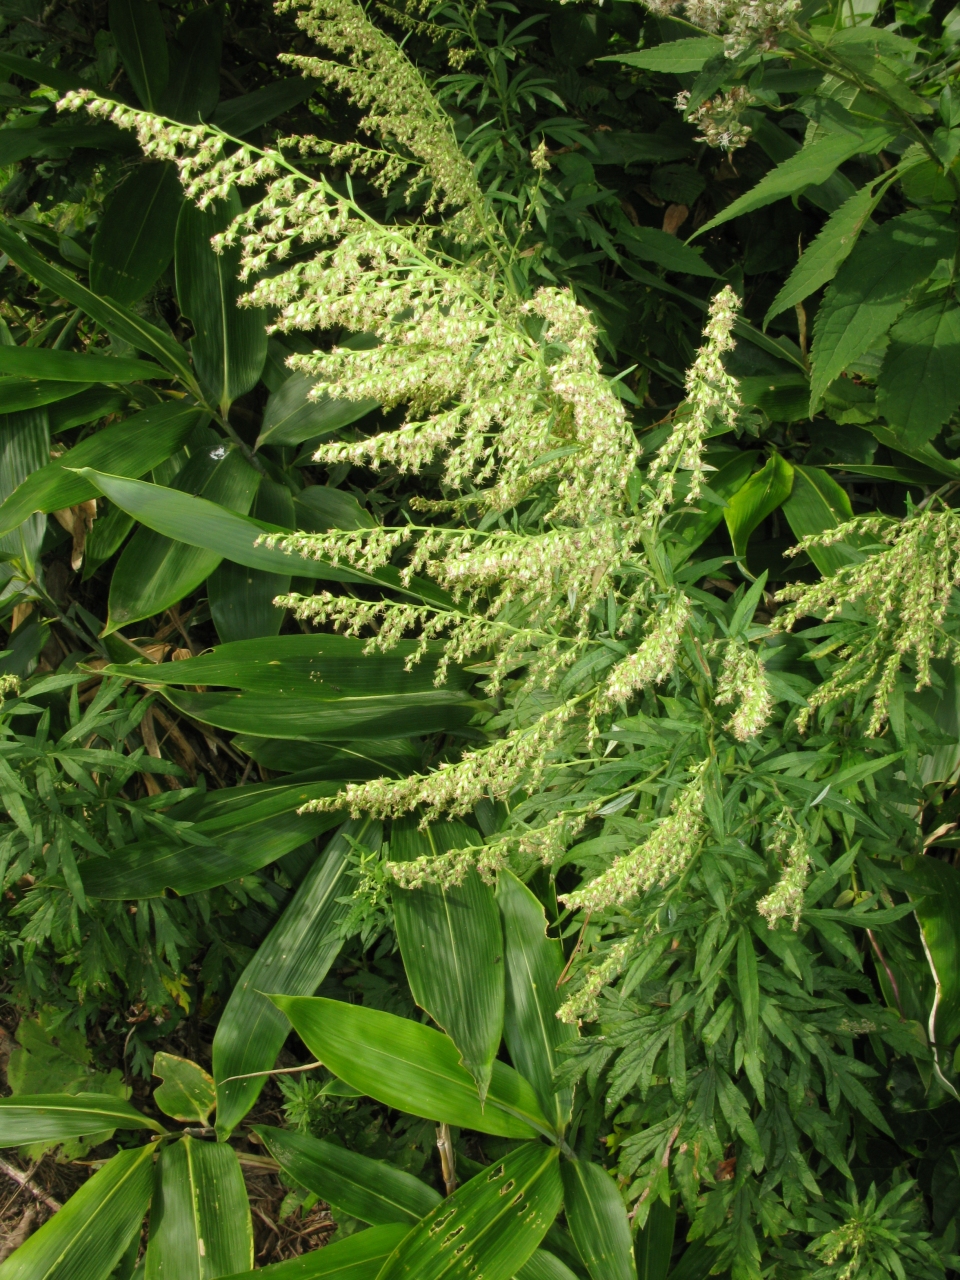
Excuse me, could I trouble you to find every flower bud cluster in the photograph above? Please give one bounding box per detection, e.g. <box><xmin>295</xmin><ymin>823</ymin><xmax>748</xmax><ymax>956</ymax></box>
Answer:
<box><xmin>557</xmin><ymin>939</ymin><xmax>634</xmax><ymax>1025</ymax></box>
<box><xmin>639</xmin><ymin>0</ymin><xmax>800</xmax><ymax>56</ymax></box>
<box><xmin>715</xmin><ymin>639</ymin><xmax>773</xmax><ymax>740</ymax></box>
<box><xmin>602</xmin><ymin>592</ymin><xmax>691</xmax><ymax>706</ymax></box>
<box><xmin>756</xmin><ymin>823</ymin><xmax>809</xmax><ymax>930</ymax></box>
<box><xmin>676</xmin><ymin>87</ymin><xmax>756</xmax><ymax>152</ymax></box>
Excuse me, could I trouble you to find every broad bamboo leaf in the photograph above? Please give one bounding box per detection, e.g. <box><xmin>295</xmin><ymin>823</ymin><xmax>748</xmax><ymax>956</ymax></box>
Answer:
<box><xmin>176</xmin><ymin>191</ymin><xmax>267</xmax><ymax>413</ymax></box>
<box><xmin>560</xmin><ymin>1161</ymin><xmax>635</xmax><ymax>1280</ymax></box>
<box><xmin>273</xmin><ymin>995</ymin><xmax>551</xmax><ymax>1138</ymax></box>
<box><xmin>621</xmin><ymin>226</ymin><xmax>717</xmax><ymax>278</ymax></box>
<box><xmin>0</xmin><ymin>402</ymin><xmax>204</xmax><ymax>538</ymax></box>
<box><xmin>0</xmin><ymin>51</ymin><xmax>89</xmax><ymax>94</ymax></box>
<box><xmin>905</xmin><ymin>855</ymin><xmax>960</xmax><ymax>1050</ymax></box>
<box><xmin>255</xmin><ymin>1124</ymin><xmax>441</xmax><ymax>1225</ymax></box>
<box><xmin>781</xmin><ymin>464</ymin><xmax>864</xmax><ymax>577</ymax></box>
<box><xmin>156</xmin><ymin>686</ymin><xmax>479</xmax><ymax>742</ymax></box>
<box><xmin>0</xmin><ymin>223</ymin><xmax>196</xmax><ymax>389</ymax></box>
<box><xmin>635</xmin><ymin>1198</ymin><xmax>676</xmax><ymax>1280</ymax></box>
<box><xmin>49</xmin><ymin>386</ymin><xmax>129</xmax><ymax>433</ymax></box>
<box><xmin>694</xmin><ymin>129</ymin><xmax>895</xmax><ymax>237</ymax></box>
<box><xmin>72</xmin><ymin>469</ymin><xmax>451</xmax><ymax>603</ymax></box>
<box><xmin>670</xmin><ymin>452</ymin><xmax>758</xmax><ymax>566</ymax></box>
<box><xmin>764</xmin><ymin>182</ymin><xmax>884</xmax><ymax>327</ymax></box>
<box><xmin>145</xmin><ymin>1137</ymin><xmax>253</xmax><ymax>1280</ymax></box>
<box><xmin>497</xmin><ymin>871</ymin><xmax>576</xmax><ymax>1134</ymax></box>
<box><xmin>212</xmin><ymin>77</ymin><xmax>319</xmax><ymax>137</ymax></box>
<box><xmin>109</xmin><ymin>0</ymin><xmax>168</xmax><ymax>108</ymax></box>
<box><xmin>90</xmin><ymin>162</ymin><xmax>183</xmax><ymax>305</ymax></box>
<box><xmin>723</xmin><ymin>452</ymin><xmax>794</xmax><ymax>562</ymax></box>
<box><xmin>217</xmin><ymin>1225</ymin><xmax>409</xmax><ymax>1280</ymax></box>
<box><xmin>152</xmin><ymin>1053</ymin><xmax>216</xmax><ymax>1125</ymax></box>
<box><xmin>81</xmin><ymin>795</ymin><xmax>343</xmax><ymax>899</ymax></box>
<box><xmin>161</xmin><ymin>5</ymin><xmax>222</xmax><ymax>123</ymax></box>
<box><xmin>0</xmin><ymin>409</ymin><xmax>49</xmax><ymax>580</ymax></box>
<box><xmin>0</xmin><ymin>347</ymin><xmax>164</xmax><ymax>383</ymax></box>
<box><xmin>601</xmin><ymin>37</ymin><xmax>722</xmax><ymax>72</ymax></box>
<box><xmin>517</xmin><ymin>1251</ymin><xmax>581</xmax><ymax>1280</ymax></box>
<box><xmin>294</xmin><ymin>485</ymin><xmax>376</xmax><ymax>532</ymax></box>
<box><xmin>213</xmin><ymin>820</ymin><xmax>373</xmax><ymax>1137</ymax></box>
<box><xmin>877</xmin><ymin>295</ymin><xmax>960</xmax><ymax>448</ymax></box>
<box><xmin>0</xmin><ymin>1093</ymin><xmax>163</xmax><ymax>1146</ymax></box>
<box><xmin>256</xmin><ymin>373</ymin><xmax>377</xmax><ymax>449</ymax></box>
<box><xmin>0</xmin><ymin>124</ymin><xmax>130</xmax><ymax>167</ymax></box>
<box><xmin>392</xmin><ymin>818</ymin><xmax>504</xmax><ymax>1102</ymax></box>
<box><xmin>106</xmin><ymin>448</ymin><xmax>259</xmax><ymax>633</ymax></box>
<box><xmin>0</xmin><ymin>379</ymin><xmax>90</xmax><ymax>413</ymax></box>
<box><xmin>0</xmin><ymin>1143</ymin><xmax>155</xmax><ymax>1280</ymax></box>
<box><xmin>809</xmin><ymin>210</ymin><xmax>958</xmax><ymax>412</ymax></box>
<box><xmin>208</xmin><ymin>478</ymin><xmax>294</xmax><ymax>642</ymax></box>
<box><xmin>738</xmin><ymin>374</ymin><xmax>810</xmax><ymax>424</ymax></box>
<box><xmin>377</xmin><ymin>1142</ymin><xmax>563</xmax><ymax>1280</ymax></box>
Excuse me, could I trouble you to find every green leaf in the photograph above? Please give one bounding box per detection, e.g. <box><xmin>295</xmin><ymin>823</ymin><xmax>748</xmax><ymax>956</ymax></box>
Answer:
<box><xmin>161</xmin><ymin>6</ymin><xmax>222</xmax><ymax>123</ymax></box>
<box><xmin>152</xmin><ymin>1053</ymin><xmax>216</xmax><ymax>1125</ymax></box>
<box><xmin>670</xmin><ymin>451</ymin><xmax>758</xmax><ymax>566</ymax></box>
<box><xmin>781</xmin><ymin>463</ymin><xmax>864</xmax><ymax>577</ymax></box>
<box><xmin>103</xmin><ymin>632</ymin><xmax>470</xmax><ymax>697</ymax></box>
<box><xmin>256</xmin><ymin>373</ymin><xmax>378</xmax><ymax>449</ymax></box>
<box><xmin>496</xmin><ymin>870</ymin><xmax>576</xmax><ymax>1135</ymax></box>
<box><xmin>621</xmin><ymin>227</ymin><xmax>717</xmax><ymax>279</ymax></box>
<box><xmin>0</xmin><ymin>379</ymin><xmax>90</xmax><ymax>413</ymax></box>
<box><xmin>0</xmin><ymin>409</ymin><xmax>48</xmax><ymax>578</ymax></box>
<box><xmin>255</xmin><ymin>1124</ymin><xmax>441</xmax><ymax>1225</ymax></box>
<box><xmin>0</xmin><ymin>222</ymin><xmax>196</xmax><ymax>390</ymax></box>
<box><xmin>808</xmin><ymin>211</ymin><xmax>958</xmax><ymax>412</ymax></box>
<box><xmin>862</xmin><ymin>424</ymin><xmax>960</xmax><ymax>480</ymax></box>
<box><xmin>377</xmin><ymin>1143</ymin><xmax>563</xmax><ymax>1280</ymax></box>
<box><xmin>0</xmin><ymin>123</ymin><xmax>131</xmax><ymax>167</ymax></box>
<box><xmin>272</xmin><ymin>995</ymin><xmax>551</xmax><ymax>1138</ymax></box>
<box><xmin>0</xmin><ymin>52</ymin><xmax>89</xmax><ymax>95</ymax></box>
<box><xmin>723</xmin><ymin>452</ymin><xmax>794</xmax><ymax>561</ymax></box>
<box><xmin>601</xmin><ymin>37</ymin><xmax>723</xmax><ymax>72</ymax></box>
<box><xmin>0</xmin><ymin>1094</ymin><xmax>163</xmax><ymax>1146</ymax></box>
<box><xmin>49</xmin><ymin>386</ymin><xmax>130</xmax><ymax>432</ymax></box>
<box><xmin>693</xmin><ymin>130</ymin><xmax>894</xmax><ymax>238</ymax></box>
<box><xmin>391</xmin><ymin>818</ymin><xmax>505</xmax><ymax>1103</ymax></box>
<box><xmin>738</xmin><ymin>374</ymin><xmax>810</xmax><ymax>424</ymax></box>
<box><xmin>72</xmin><ymin>469</ymin><xmax>451</xmax><ymax>602</ymax></box>
<box><xmin>0</xmin><ymin>401</ymin><xmax>203</xmax><ymax>538</ymax></box>
<box><xmin>905</xmin><ymin>855</ymin><xmax>960</xmax><ymax>1050</ymax></box>
<box><xmin>764</xmin><ymin>182</ymin><xmax>884</xmax><ymax>327</ymax></box>
<box><xmin>876</xmin><ymin>294</ymin><xmax>960</xmax><ymax>448</ymax></box>
<box><xmin>208</xmin><ymin>478</ymin><xmax>294</xmax><ymax>642</ymax></box>
<box><xmin>90</xmin><ymin>162</ymin><xmax>183</xmax><ymax>306</ymax></box>
<box><xmin>81</xmin><ymin>784</ymin><xmax>344</xmax><ymax>899</ymax></box>
<box><xmin>634</xmin><ymin>1197</ymin><xmax>676</xmax><ymax>1280</ymax></box>
<box><xmin>216</xmin><ymin>1225</ymin><xmax>409</xmax><ymax>1280</ymax></box>
<box><xmin>144</xmin><ymin>1137</ymin><xmax>253</xmax><ymax>1280</ymax></box>
<box><xmin>212</xmin><ymin>820</ymin><xmax>371</xmax><ymax>1137</ymax></box>
<box><xmin>0</xmin><ymin>347</ymin><xmax>164</xmax><ymax>383</ymax></box>
<box><xmin>0</xmin><ymin>1144</ymin><xmax>155</xmax><ymax>1280</ymax></box>
<box><xmin>517</xmin><ymin>1251</ymin><xmax>582</xmax><ymax>1280</ymax></box>
<box><xmin>155</xmin><ymin>685</ymin><xmax>479</xmax><ymax>742</ymax></box>
<box><xmin>211</xmin><ymin>77</ymin><xmax>319</xmax><ymax>137</ymax></box>
<box><xmin>295</xmin><ymin>485</ymin><xmax>377</xmax><ymax>532</ymax></box>
<box><xmin>106</xmin><ymin>448</ymin><xmax>259</xmax><ymax>633</ymax></box>
<box><xmin>109</xmin><ymin>0</ymin><xmax>168</xmax><ymax>109</ymax></box>
<box><xmin>175</xmin><ymin>191</ymin><xmax>267</xmax><ymax>414</ymax></box>
<box><xmin>560</xmin><ymin>1161</ymin><xmax>635</xmax><ymax>1280</ymax></box>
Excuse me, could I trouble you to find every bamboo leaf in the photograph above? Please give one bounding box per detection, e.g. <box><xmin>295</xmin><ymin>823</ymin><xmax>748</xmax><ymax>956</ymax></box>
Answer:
<box><xmin>272</xmin><ymin>995</ymin><xmax>551</xmax><ymax>1139</ymax></box>
<box><xmin>0</xmin><ymin>1094</ymin><xmax>164</xmax><ymax>1146</ymax></box>
<box><xmin>781</xmin><ymin>463</ymin><xmax>864</xmax><ymax>577</ymax></box>
<box><xmin>255</xmin><ymin>1124</ymin><xmax>441</xmax><ymax>1225</ymax></box>
<box><xmin>89</xmin><ymin>162</ymin><xmax>183</xmax><ymax>305</ymax></box>
<box><xmin>144</xmin><ymin>1137</ymin><xmax>253</xmax><ymax>1280</ymax></box>
<box><xmin>152</xmin><ymin>1053</ymin><xmax>216</xmax><ymax>1125</ymax></box>
<box><xmin>211</xmin><ymin>77</ymin><xmax>319</xmax><ymax>137</ymax></box>
<box><xmin>256</xmin><ymin>373</ymin><xmax>377</xmax><ymax>449</ymax></box>
<box><xmin>0</xmin><ymin>380</ymin><xmax>91</xmax><ymax>413</ymax></box>
<box><xmin>723</xmin><ymin>452</ymin><xmax>794</xmax><ymax>561</ymax></box>
<box><xmin>0</xmin><ymin>347</ymin><xmax>164</xmax><ymax>383</ymax></box>
<box><xmin>392</xmin><ymin>817</ymin><xmax>505</xmax><ymax>1102</ymax></box>
<box><xmin>496</xmin><ymin>870</ymin><xmax>576</xmax><ymax>1135</ymax></box>
<box><xmin>109</xmin><ymin>0</ymin><xmax>168</xmax><ymax>109</ymax></box>
<box><xmin>0</xmin><ymin>1144</ymin><xmax>155</xmax><ymax>1280</ymax></box>
<box><xmin>377</xmin><ymin>1142</ymin><xmax>563</xmax><ymax>1280</ymax></box>
<box><xmin>560</xmin><ymin>1161</ymin><xmax>636</xmax><ymax>1280</ymax></box>
<box><xmin>905</xmin><ymin>855</ymin><xmax>960</xmax><ymax>1050</ymax></box>
<box><xmin>213</xmin><ymin>820</ymin><xmax>374</xmax><ymax>1137</ymax></box>
<box><xmin>216</xmin><ymin>1225</ymin><xmax>409</xmax><ymax>1280</ymax></box>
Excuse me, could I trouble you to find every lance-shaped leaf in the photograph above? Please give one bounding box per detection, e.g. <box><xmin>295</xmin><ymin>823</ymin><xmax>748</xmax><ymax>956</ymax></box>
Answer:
<box><xmin>905</xmin><ymin>855</ymin><xmax>960</xmax><ymax>1053</ymax></box>
<box><xmin>255</xmin><ymin>1125</ymin><xmax>441</xmax><ymax>1225</ymax></box>
<box><xmin>0</xmin><ymin>380</ymin><xmax>90</xmax><ymax>413</ymax></box>
<box><xmin>153</xmin><ymin>1053</ymin><xmax>216</xmax><ymax>1125</ymax></box>
<box><xmin>517</xmin><ymin>1251</ymin><xmax>582</xmax><ymax>1280</ymax></box>
<box><xmin>392</xmin><ymin>818</ymin><xmax>504</xmax><ymax>1102</ymax></box>
<box><xmin>217</xmin><ymin>1225</ymin><xmax>409</xmax><ymax>1280</ymax></box>
<box><xmin>90</xmin><ymin>161</ymin><xmax>183</xmax><ymax>305</ymax></box>
<box><xmin>377</xmin><ymin>1141</ymin><xmax>563</xmax><ymax>1280</ymax></box>
<box><xmin>145</xmin><ymin>1137</ymin><xmax>253</xmax><ymax>1280</ymax></box>
<box><xmin>109</xmin><ymin>0</ymin><xmax>168</xmax><ymax>109</ymax></box>
<box><xmin>72</xmin><ymin>469</ymin><xmax>451</xmax><ymax>604</ymax></box>
<box><xmin>256</xmin><ymin>373</ymin><xmax>377</xmax><ymax>449</ymax></box>
<box><xmin>0</xmin><ymin>347</ymin><xmax>165</xmax><ymax>382</ymax></box>
<box><xmin>781</xmin><ymin>464</ymin><xmax>865</xmax><ymax>577</ymax></box>
<box><xmin>0</xmin><ymin>1143</ymin><xmax>155</xmax><ymax>1280</ymax></box>
<box><xmin>560</xmin><ymin>1161</ymin><xmax>636</xmax><ymax>1280</ymax></box>
<box><xmin>634</xmin><ymin>1197</ymin><xmax>676</xmax><ymax>1280</ymax></box>
<box><xmin>602</xmin><ymin>36</ymin><xmax>722</xmax><ymax>72</ymax></box>
<box><xmin>0</xmin><ymin>1093</ymin><xmax>164</xmax><ymax>1146</ymax></box>
<box><xmin>273</xmin><ymin>995</ymin><xmax>551</xmax><ymax>1139</ymax></box>
<box><xmin>0</xmin><ymin>222</ymin><xmax>197</xmax><ymax>390</ymax></box>
<box><xmin>497</xmin><ymin>871</ymin><xmax>576</xmax><ymax>1134</ymax></box>
<box><xmin>213</xmin><ymin>821</ymin><xmax>374</xmax><ymax>1137</ymax></box>
<box><xmin>0</xmin><ymin>402</ymin><xmax>203</xmax><ymax>538</ymax></box>
<box><xmin>212</xmin><ymin>76</ymin><xmax>319</xmax><ymax>137</ymax></box>
<box><xmin>176</xmin><ymin>191</ymin><xmax>267</xmax><ymax>413</ymax></box>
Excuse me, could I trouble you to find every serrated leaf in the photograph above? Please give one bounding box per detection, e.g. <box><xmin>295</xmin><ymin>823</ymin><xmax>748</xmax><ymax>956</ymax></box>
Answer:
<box><xmin>601</xmin><ymin>37</ymin><xmax>722</xmax><ymax>73</ymax></box>
<box><xmin>877</xmin><ymin>294</ymin><xmax>960</xmax><ymax>447</ymax></box>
